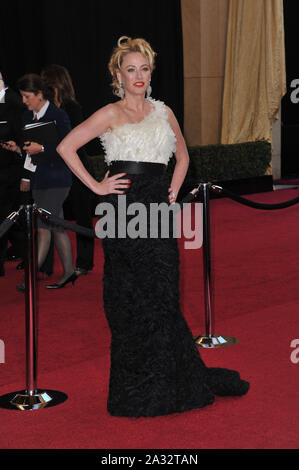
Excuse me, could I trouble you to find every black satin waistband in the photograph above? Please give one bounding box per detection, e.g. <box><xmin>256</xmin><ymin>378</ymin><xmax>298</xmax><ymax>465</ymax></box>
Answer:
<box><xmin>108</xmin><ymin>161</ymin><xmax>167</xmax><ymax>176</ymax></box>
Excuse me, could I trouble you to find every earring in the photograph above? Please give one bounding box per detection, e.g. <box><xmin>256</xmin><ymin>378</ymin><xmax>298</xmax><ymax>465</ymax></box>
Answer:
<box><xmin>146</xmin><ymin>83</ymin><xmax>152</xmax><ymax>98</ymax></box>
<box><xmin>118</xmin><ymin>83</ymin><xmax>125</xmax><ymax>99</ymax></box>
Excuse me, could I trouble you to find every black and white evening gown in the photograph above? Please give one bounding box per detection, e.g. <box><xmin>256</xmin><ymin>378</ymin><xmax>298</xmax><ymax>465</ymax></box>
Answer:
<box><xmin>99</xmin><ymin>98</ymin><xmax>249</xmax><ymax>417</ymax></box>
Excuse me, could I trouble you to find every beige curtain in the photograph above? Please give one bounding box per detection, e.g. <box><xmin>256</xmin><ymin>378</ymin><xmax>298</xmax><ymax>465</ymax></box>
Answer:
<box><xmin>221</xmin><ymin>0</ymin><xmax>286</xmax><ymax>144</ymax></box>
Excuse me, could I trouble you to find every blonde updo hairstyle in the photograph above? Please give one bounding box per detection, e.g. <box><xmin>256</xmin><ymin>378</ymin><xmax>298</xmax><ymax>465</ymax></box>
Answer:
<box><xmin>108</xmin><ymin>36</ymin><xmax>156</xmax><ymax>97</ymax></box>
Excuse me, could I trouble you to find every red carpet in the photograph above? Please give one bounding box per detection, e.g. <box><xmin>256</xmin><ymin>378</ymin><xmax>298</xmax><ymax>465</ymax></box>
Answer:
<box><xmin>274</xmin><ymin>178</ymin><xmax>299</xmax><ymax>185</ymax></box>
<box><xmin>0</xmin><ymin>188</ymin><xmax>299</xmax><ymax>449</ymax></box>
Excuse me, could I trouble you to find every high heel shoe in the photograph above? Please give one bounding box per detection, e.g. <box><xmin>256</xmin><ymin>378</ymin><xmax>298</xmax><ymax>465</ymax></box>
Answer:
<box><xmin>45</xmin><ymin>272</ymin><xmax>78</xmax><ymax>289</ymax></box>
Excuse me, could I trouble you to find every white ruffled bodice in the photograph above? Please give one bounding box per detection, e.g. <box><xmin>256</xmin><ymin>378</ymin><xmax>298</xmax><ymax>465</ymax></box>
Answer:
<box><xmin>99</xmin><ymin>98</ymin><xmax>176</xmax><ymax>165</ymax></box>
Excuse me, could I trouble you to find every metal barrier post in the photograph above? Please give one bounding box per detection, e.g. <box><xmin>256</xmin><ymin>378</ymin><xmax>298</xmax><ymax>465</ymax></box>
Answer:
<box><xmin>194</xmin><ymin>183</ymin><xmax>239</xmax><ymax>348</ymax></box>
<box><xmin>0</xmin><ymin>205</ymin><xmax>68</xmax><ymax>410</ymax></box>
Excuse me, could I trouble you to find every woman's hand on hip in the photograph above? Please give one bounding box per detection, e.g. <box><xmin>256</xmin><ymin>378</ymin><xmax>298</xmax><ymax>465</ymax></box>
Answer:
<box><xmin>168</xmin><ymin>187</ymin><xmax>177</xmax><ymax>204</ymax></box>
<box><xmin>94</xmin><ymin>171</ymin><xmax>131</xmax><ymax>195</ymax></box>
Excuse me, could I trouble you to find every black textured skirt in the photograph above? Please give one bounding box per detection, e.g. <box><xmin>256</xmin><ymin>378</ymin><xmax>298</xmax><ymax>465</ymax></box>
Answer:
<box><xmin>100</xmin><ymin>169</ymin><xmax>249</xmax><ymax>417</ymax></box>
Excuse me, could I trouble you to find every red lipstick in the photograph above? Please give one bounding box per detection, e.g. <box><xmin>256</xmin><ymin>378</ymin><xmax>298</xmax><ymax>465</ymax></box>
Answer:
<box><xmin>134</xmin><ymin>81</ymin><xmax>145</xmax><ymax>87</ymax></box>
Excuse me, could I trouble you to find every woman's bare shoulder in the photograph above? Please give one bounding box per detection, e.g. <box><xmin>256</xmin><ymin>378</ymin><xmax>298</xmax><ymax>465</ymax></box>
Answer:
<box><xmin>165</xmin><ymin>104</ymin><xmax>175</xmax><ymax>119</ymax></box>
<box><xmin>91</xmin><ymin>102</ymin><xmax>122</xmax><ymax>124</ymax></box>
<box><xmin>164</xmin><ymin>105</ymin><xmax>180</xmax><ymax>128</ymax></box>
<box><xmin>77</xmin><ymin>102</ymin><xmax>120</xmax><ymax>134</ymax></box>
<box><xmin>91</xmin><ymin>102</ymin><xmax>117</xmax><ymax>119</ymax></box>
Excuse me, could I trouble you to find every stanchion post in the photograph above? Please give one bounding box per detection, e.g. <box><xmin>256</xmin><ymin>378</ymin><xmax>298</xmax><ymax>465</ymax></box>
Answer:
<box><xmin>0</xmin><ymin>205</ymin><xmax>68</xmax><ymax>410</ymax></box>
<box><xmin>194</xmin><ymin>183</ymin><xmax>238</xmax><ymax>348</ymax></box>
<box><xmin>24</xmin><ymin>204</ymin><xmax>38</xmax><ymax>396</ymax></box>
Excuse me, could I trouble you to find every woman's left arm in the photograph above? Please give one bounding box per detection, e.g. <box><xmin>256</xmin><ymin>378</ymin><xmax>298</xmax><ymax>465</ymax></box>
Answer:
<box><xmin>166</xmin><ymin>106</ymin><xmax>189</xmax><ymax>204</ymax></box>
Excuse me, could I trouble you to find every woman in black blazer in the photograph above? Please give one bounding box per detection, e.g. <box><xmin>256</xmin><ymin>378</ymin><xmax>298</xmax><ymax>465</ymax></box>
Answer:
<box><xmin>41</xmin><ymin>64</ymin><xmax>94</xmax><ymax>276</ymax></box>
<box><xmin>2</xmin><ymin>74</ymin><xmax>77</xmax><ymax>290</ymax></box>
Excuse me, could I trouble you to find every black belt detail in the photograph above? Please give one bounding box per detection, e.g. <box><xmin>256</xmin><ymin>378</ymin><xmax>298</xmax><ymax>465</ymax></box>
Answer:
<box><xmin>108</xmin><ymin>161</ymin><xmax>167</xmax><ymax>176</ymax></box>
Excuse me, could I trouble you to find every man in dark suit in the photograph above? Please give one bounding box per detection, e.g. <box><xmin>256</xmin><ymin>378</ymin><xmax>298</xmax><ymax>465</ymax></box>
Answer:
<box><xmin>0</xmin><ymin>71</ymin><xmax>25</xmax><ymax>276</ymax></box>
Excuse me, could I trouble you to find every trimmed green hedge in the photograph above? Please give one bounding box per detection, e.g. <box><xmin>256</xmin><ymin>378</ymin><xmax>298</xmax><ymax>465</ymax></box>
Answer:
<box><xmin>88</xmin><ymin>140</ymin><xmax>271</xmax><ymax>183</ymax></box>
<box><xmin>187</xmin><ymin>141</ymin><xmax>271</xmax><ymax>182</ymax></box>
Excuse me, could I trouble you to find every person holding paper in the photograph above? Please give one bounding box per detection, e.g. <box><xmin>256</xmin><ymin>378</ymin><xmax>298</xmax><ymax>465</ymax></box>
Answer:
<box><xmin>2</xmin><ymin>73</ymin><xmax>78</xmax><ymax>291</ymax></box>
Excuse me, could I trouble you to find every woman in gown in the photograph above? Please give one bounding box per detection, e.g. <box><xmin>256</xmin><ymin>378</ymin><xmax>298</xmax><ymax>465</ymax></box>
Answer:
<box><xmin>57</xmin><ymin>36</ymin><xmax>249</xmax><ymax>417</ymax></box>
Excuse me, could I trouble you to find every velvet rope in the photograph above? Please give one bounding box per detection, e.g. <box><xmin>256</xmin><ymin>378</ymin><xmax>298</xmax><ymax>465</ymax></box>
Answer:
<box><xmin>0</xmin><ymin>211</ymin><xmax>22</xmax><ymax>239</ymax></box>
<box><xmin>4</xmin><ymin>184</ymin><xmax>297</xmax><ymax>242</ymax></box>
<box><xmin>0</xmin><ymin>218</ymin><xmax>17</xmax><ymax>239</ymax></box>
<box><xmin>211</xmin><ymin>185</ymin><xmax>299</xmax><ymax>210</ymax></box>
<box><xmin>37</xmin><ymin>187</ymin><xmax>201</xmax><ymax>239</ymax></box>
<box><xmin>37</xmin><ymin>210</ymin><xmax>96</xmax><ymax>238</ymax></box>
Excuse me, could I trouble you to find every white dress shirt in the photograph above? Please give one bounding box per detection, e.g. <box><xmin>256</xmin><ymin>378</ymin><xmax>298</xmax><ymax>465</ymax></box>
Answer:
<box><xmin>22</xmin><ymin>100</ymin><xmax>50</xmax><ymax>182</ymax></box>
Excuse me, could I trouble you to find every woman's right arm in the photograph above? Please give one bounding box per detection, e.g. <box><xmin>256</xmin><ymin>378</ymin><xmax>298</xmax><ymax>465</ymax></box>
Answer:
<box><xmin>57</xmin><ymin>104</ymin><xmax>129</xmax><ymax>195</ymax></box>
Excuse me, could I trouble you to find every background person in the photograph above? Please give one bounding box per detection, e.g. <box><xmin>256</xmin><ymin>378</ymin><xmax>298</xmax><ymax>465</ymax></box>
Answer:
<box><xmin>0</xmin><ymin>71</ymin><xmax>25</xmax><ymax>276</ymax></box>
<box><xmin>40</xmin><ymin>64</ymin><xmax>94</xmax><ymax>277</ymax></box>
<box><xmin>2</xmin><ymin>73</ymin><xmax>77</xmax><ymax>291</ymax></box>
